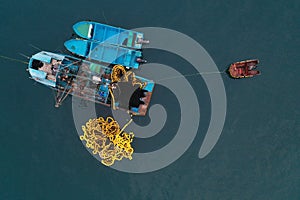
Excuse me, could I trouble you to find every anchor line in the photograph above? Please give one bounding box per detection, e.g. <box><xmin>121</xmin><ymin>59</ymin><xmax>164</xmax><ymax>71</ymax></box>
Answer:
<box><xmin>156</xmin><ymin>70</ymin><xmax>227</xmax><ymax>82</ymax></box>
<box><xmin>102</xmin><ymin>11</ymin><xmax>108</xmax><ymax>24</ymax></box>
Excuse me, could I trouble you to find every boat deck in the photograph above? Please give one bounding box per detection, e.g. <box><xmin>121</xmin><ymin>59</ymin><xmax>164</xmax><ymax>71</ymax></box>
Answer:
<box><xmin>64</xmin><ymin>39</ymin><xmax>142</xmax><ymax>69</ymax></box>
<box><xmin>69</xmin><ymin>60</ymin><xmax>154</xmax><ymax>115</ymax></box>
<box><xmin>71</xmin><ymin>61</ymin><xmax>112</xmax><ymax>105</ymax></box>
<box><xmin>229</xmin><ymin>59</ymin><xmax>260</xmax><ymax>78</ymax></box>
<box><xmin>73</xmin><ymin>21</ymin><xmax>143</xmax><ymax>49</ymax></box>
<box><xmin>28</xmin><ymin>51</ymin><xmax>154</xmax><ymax>116</ymax></box>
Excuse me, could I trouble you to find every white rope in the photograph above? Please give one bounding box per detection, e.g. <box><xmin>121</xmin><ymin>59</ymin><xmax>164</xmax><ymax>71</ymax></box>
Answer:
<box><xmin>157</xmin><ymin>71</ymin><xmax>226</xmax><ymax>82</ymax></box>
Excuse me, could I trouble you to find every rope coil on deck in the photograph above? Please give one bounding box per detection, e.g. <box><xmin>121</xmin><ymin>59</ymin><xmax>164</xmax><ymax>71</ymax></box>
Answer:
<box><xmin>111</xmin><ymin>65</ymin><xmax>146</xmax><ymax>88</ymax></box>
<box><xmin>109</xmin><ymin>65</ymin><xmax>147</xmax><ymax>110</ymax></box>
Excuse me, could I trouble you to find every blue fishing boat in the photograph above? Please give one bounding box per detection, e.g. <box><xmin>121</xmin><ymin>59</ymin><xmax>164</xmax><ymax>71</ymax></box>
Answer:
<box><xmin>73</xmin><ymin>21</ymin><xmax>149</xmax><ymax>49</ymax></box>
<box><xmin>28</xmin><ymin>51</ymin><xmax>155</xmax><ymax>116</ymax></box>
<box><xmin>64</xmin><ymin>39</ymin><xmax>147</xmax><ymax>69</ymax></box>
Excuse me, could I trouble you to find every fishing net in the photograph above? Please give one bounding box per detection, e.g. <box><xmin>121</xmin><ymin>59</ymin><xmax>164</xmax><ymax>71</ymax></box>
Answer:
<box><xmin>80</xmin><ymin>116</ymin><xmax>134</xmax><ymax>166</ymax></box>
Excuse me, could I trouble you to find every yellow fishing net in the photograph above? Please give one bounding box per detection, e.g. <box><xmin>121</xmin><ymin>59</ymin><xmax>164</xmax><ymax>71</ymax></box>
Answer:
<box><xmin>111</xmin><ymin>65</ymin><xmax>146</xmax><ymax>88</ymax></box>
<box><xmin>109</xmin><ymin>65</ymin><xmax>147</xmax><ymax>110</ymax></box>
<box><xmin>80</xmin><ymin>116</ymin><xmax>134</xmax><ymax>166</ymax></box>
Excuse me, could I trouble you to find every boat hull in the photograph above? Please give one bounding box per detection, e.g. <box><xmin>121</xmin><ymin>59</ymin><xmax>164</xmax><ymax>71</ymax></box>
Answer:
<box><xmin>64</xmin><ymin>39</ymin><xmax>142</xmax><ymax>69</ymax></box>
<box><xmin>28</xmin><ymin>51</ymin><xmax>154</xmax><ymax>116</ymax></box>
<box><xmin>228</xmin><ymin>59</ymin><xmax>260</xmax><ymax>79</ymax></box>
<box><xmin>73</xmin><ymin>21</ymin><xmax>144</xmax><ymax>49</ymax></box>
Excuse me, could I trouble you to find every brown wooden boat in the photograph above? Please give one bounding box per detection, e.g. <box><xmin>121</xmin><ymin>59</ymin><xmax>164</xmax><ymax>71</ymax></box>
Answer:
<box><xmin>228</xmin><ymin>59</ymin><xmax>260</xmax><ymax>78</ymax></box>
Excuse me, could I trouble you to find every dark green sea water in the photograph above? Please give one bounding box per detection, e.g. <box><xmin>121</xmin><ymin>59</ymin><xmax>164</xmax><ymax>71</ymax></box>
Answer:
<box><xmin>0</xmin><ymin>0</ymin><xmax>299</xmax><ymax>199</ymax></box>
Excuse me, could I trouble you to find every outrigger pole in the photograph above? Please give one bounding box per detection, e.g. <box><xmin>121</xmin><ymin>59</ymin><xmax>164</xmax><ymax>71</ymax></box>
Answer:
<box><xmin>60</xmin><ymin>60</ymin><xmax>81</xmax><ymax>70</ymax></box>
<box><xmin>55</xmin><ymin>85</ymin><xmax>73</xmax><ymax>107</ymax></box>
<box><xmin>0</xmin><ymin>54</ymin><xmax>28</xmax><ymax>65</ymax></box>
<box><xmin>29</xmin><ymin>44</ymin><xmax>42</xmax><ymax>51</ymax></box>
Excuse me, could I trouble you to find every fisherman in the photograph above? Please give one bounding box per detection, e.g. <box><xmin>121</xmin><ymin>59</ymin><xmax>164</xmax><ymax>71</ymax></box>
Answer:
<box><xmin>51</xmin><ymin>65</ymin><xmax>59</xmax><ymax>75</ymax></box>
<box><xmin>51</xmin><ymin>59</ymin><xmax>61</xmax><ymax>66</ymax></box>
<box><xmin>137</xmin><ymin>38</ymin><xmax>150</xmax><ymax>44</ymax></box>
<box><xmin>111</xmin><ymin>83</ymin><xmax>117</xmax><ymax>90</ymax></box>
<box><xmin>46</xmin><ymin>74</ymin><xmax>56</xmax><ymax>81</ymax></box>
<box><xmin>248</xmin><ymin>65</ymin><xmax>256</xmax><ymax>70</ymax></box>
<box><xmin>136</xmin><ymin>58</ymin><xmax>147</xmax><ymax>64</ymax></box>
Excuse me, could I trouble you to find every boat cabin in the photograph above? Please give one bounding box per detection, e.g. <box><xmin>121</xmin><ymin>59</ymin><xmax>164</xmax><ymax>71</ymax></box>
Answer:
<box><xmin>28</xmin><ymin>52</ymin><xmax>65</xmax><ymax>87</ymax></box>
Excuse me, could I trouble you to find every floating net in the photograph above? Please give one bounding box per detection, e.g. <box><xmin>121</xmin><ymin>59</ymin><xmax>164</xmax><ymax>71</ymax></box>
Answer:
<box><xmin>80</xmin><ymin>116</ymin><xmax>134</xmax><ymax>166</ymax></box>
